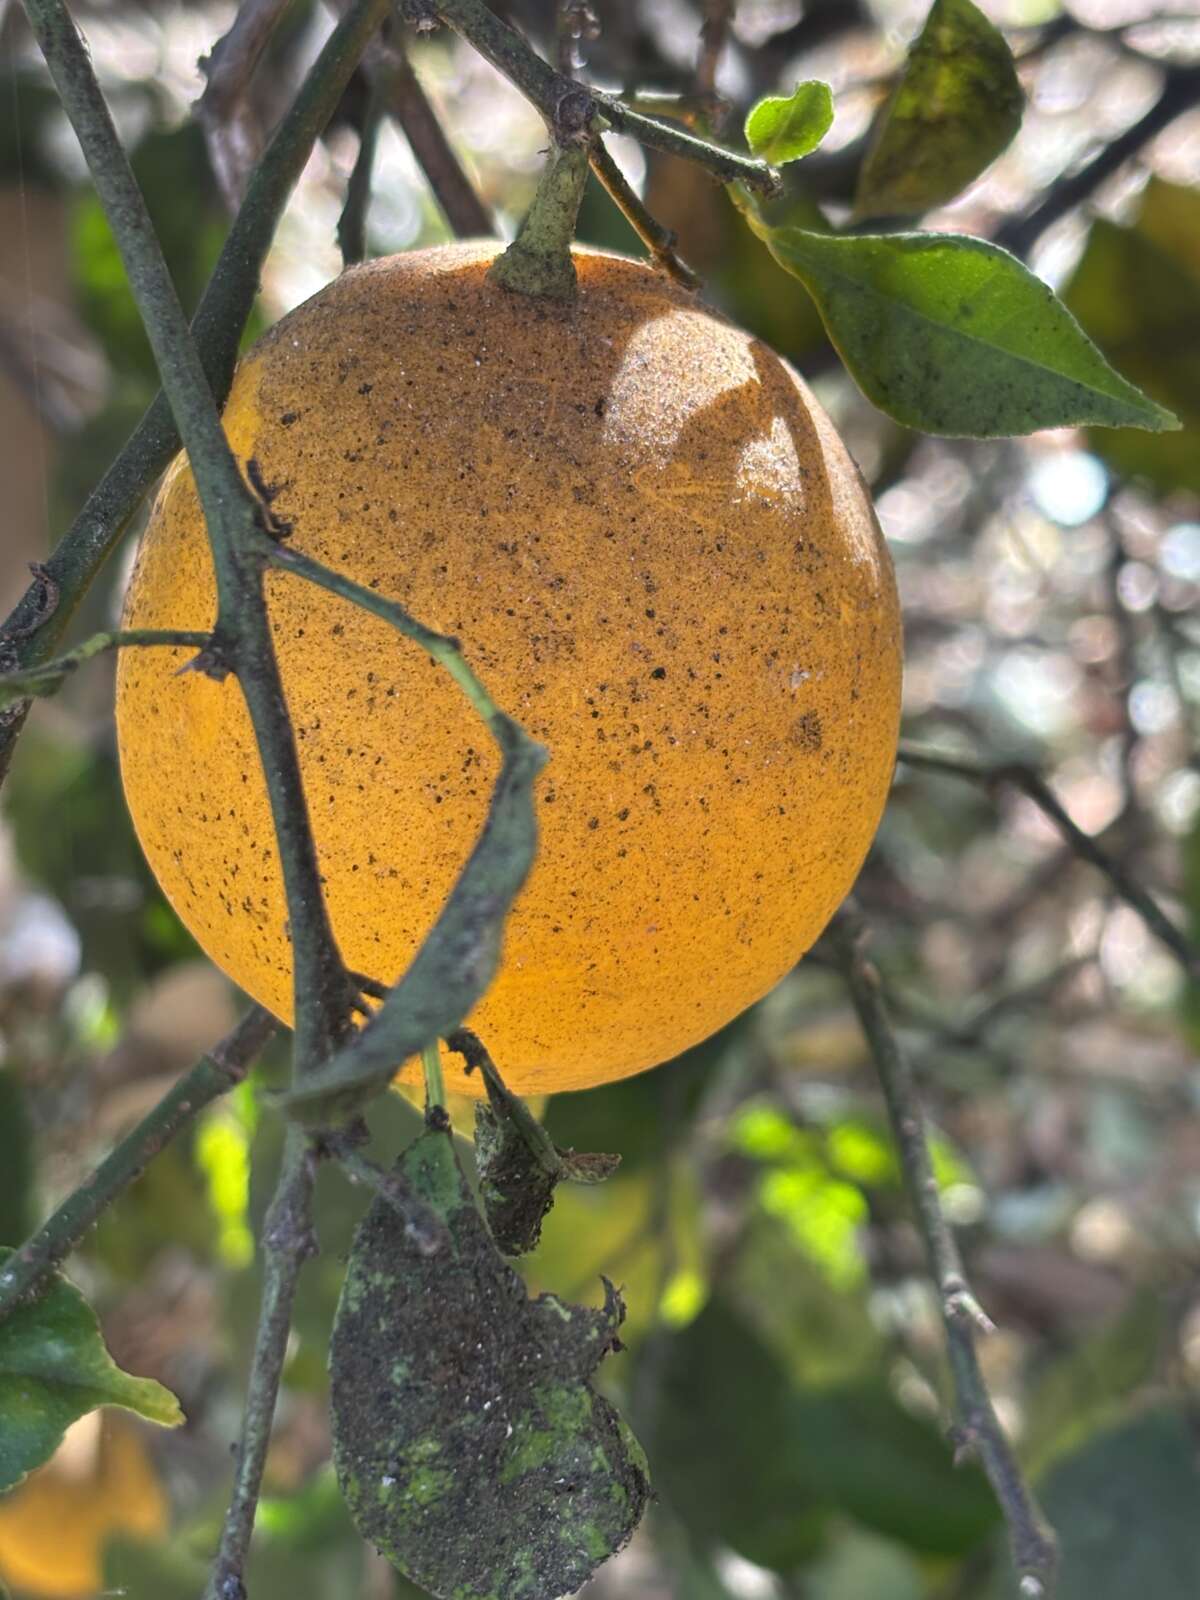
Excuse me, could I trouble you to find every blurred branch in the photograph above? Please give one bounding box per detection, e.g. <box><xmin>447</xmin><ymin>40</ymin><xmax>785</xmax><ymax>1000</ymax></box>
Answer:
<box><xmin>899</xmin><ymin>743</ymin><xmax>1199</xmax><ymax>980</ymax></box>
<box><xmin>198</xmin><ymin>0</ymin><xmax>294</xmax><ymax>210</ymax></box>
<box><xmin>995</xmin><ymin>61</ymin><xmax>1200</xmax><ymax>257</ymax></box>
<box><xmin>0</xmin><ymin>1008</ymin><xmax>276</xmax><ymax>1322</ymax></box>
<box><xmin>384</xmin><ymin>36</ymin><xmax>494</xmax><ymax>236</ymax></box>
<box><xmin>337</xmin><ymin>67</ymin><xmax>388</xmax><ymax>264</ymax></box>
<box><xmin>0</xmin><ymin>0</ymin><xmax>392</xmax><ymax>793</ymax></box>
<box><xmin>694</xmin><ymin>0</ymin><xmax>733</xmax><ymax>100</ymax></box>
<box><xmin>204</xmin><ymin>1127</ymin><xmax>317</xmax><ymax>1600</ymax></box>
<box><xmin>0</xmin><ymin>626</ymin><xmax>211</xmax><ymax>706</ymax></box>
<box><xmin>824</xmin><ymin>906</ymin><xmax>1060</xmax><ymax>1600</ymax></box>
<box><xmin>588</xmin><ymin>139</ymin><xmax>700</xmax><ymax>288</ymax></box>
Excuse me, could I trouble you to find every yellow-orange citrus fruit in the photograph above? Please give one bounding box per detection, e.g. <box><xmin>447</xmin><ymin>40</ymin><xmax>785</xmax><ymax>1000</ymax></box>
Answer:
<box><xmin>116</xmin><ymin>243</ymin><xmax>901</xmax><ymax>1097</ymax></box>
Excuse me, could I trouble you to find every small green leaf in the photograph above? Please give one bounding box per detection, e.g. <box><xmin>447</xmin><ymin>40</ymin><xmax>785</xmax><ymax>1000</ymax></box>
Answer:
<box><xmin>741</xmin><ymin>217</ymin><xmax>1179</xmax><ymax>437</ymax></box>
<box><xmin>330</xmin><ymin>1129</ymin><xmax>648</xmax><ymax>1600</ymax></box>
<box><xmin>856</xmin><ymin>0</ymin><xmax>1023</xmax><ymax>219</ymax></box>
<box><xmin>745</xmin><ymin>81</ymin><xmax>834</xmax><ymax>166</ymax></box>
<box><xmin>280</xmin><ymin>714</ymin><xmax>545</xmax><ymax>1122</ymax></box>
<box><xmin>0</xmin><ymin>1248</ymin><xmax>183</xmax><ymax>1493</ymax></box>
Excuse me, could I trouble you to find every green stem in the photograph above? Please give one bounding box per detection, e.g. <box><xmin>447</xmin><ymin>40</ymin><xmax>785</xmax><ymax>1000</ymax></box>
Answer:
<box><xmin>0</xmin><ymin>1009</ymin><xmax>275</xmax><ymax>1322</ymax></box>
<box><xmin>421</xmin><ymin>1041</ymin><xmax>446</xmax><ymax>1116</ymax></box>
<box><xmin>0</xmin><ymin>628</ymin><xmax>211</xmax><ymax>707</ymax></box>
<box><xmin>487</xmin><ymin>139</ymin><xmax>591</xmax><ymax>299</ymax></box>
<box><xmin>22</xmin><ymin>0</ymin><xmax>353</xmax><ymax>1071</ymax></box>
<box><xmin>824</xmin><ymin>907</ymin><xmax>1059</xmax><ymax>1599</ymax></box>
<box><xmin>0</xmin><ymin>0</ymin><xmax>392</xmax><ymax>790</ymax></box>
<box><xmin>203</xmin><ymin>1127</ymin><xmax>316</xmax><ymax>1600</ymax></box>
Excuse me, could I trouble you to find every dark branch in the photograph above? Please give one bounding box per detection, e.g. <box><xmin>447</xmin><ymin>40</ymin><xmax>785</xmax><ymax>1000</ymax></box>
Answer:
<box><xmin>824</xmin><ymin>907</ymin><xmax>1059</xmax><ymax>1598</ymax></box>
<box><xmin>0</xmin><ymin>1008</ymin><xmax>276</xmax><ymax>1321</ymax></box>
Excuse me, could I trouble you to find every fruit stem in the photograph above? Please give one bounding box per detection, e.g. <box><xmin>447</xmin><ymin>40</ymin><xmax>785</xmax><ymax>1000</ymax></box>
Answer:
<box><xmin>422</xmin><ymin>1041</ymin><xmax>447</xmax><ymax>1116</ymax></box>
<box><xmin>487</xmin><ymin>135</ymin><xmax>592</xmax><ymax>300</ymax></box>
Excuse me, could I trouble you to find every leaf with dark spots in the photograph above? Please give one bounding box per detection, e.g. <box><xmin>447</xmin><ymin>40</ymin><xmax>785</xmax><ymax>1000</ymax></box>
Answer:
<box><xmin>855</xmin><ymin>0</ymin><xmax>1023</xmax><ymax>220</ymax></box>
<box><xmin>447</xmin><ymin>1028</ymin><xmax>619</xmax><ymax>1257</ymax></box>
<box><xmin>330</xmin><ymin>1129</ymin><xmax>649</xmax><ymax>1600</ymax></box>
<box><xmin>280</xmin><ymin>714</ymin><xmax>545</xmax><ymax>1123</ymax></box>
<box><xmin>731</xmin><ymin>209</ymin><xmax>1180</xmax><ymax>437</ymax></box>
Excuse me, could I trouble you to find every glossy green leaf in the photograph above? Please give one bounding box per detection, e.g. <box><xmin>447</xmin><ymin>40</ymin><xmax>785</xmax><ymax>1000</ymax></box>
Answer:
<box><xmin>745</xmin><ymin>81</ymin><xmax>834</xmax><ymax>166</ymax></box>
<box><xmin>280</xmin><ymin>713</ymin><xmax>545</xmax><ymax>1122</ymax></box>
<box><xmin>740</xmin><ymin>215</ymin><xmax>1180</xmax><ymax>437</ymax></box>
<box><xmin>856</xmin><ymin>0</ymin><xmax>1023</xmax><ymax>218</ymax></box>
<box><xmin>330</xmin><ymin>1128</ymin><xmax>648</xmax><ymax>1600</ymax></box>
<box><xmin>1064</xmin><ymin>180</ymin><xmax>1200</xmax><ymax>493</ymax></box>
<box><xmin>0</xmin><ymin>1249</ymin><xmax>183</xmax><ymax>1493</ymax></box>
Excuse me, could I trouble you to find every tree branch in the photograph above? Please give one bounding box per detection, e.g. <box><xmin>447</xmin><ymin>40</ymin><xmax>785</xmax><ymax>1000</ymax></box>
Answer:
<box><xmin>203</xmin><ymin>1127</ymin><xmax>317</xmax><ymax>1600</ymax></box>
<box><xmin>588</xmin><ymin>139</ymin><xmax>700</xmax><ymax>288</ymax></box>
<box><xmin>21</xmin><ymin>0</ymin><xmax>359</xmax><ymax>1070</ymax></box>
<box><xmin>421</xmin><ymin>0</ymin><xmax>780</xmax><ymax>194</ymax></box>
<box><xmin>824</xmin><ymin>907</ymin><xmax>1059</xmax><ymax>1599</ymax></box>
<box><xmin>0</xmin><ymin>1008</ymin><xmax>276</xmax><ymax>1322</ymax></box>
<box><xmin>898</xmin><ymin>743</ymin><xmax>1199</xmax><ymax>980</ymax></box>
<box><xmin>197</xmin><ymin>0</ymin><xmax>294</xmax><ymax>211</ymax></box>
<box><xmin>0</xmin><ymin>0</ymin><xmax>392</xmax><ymax>792</ymax></box>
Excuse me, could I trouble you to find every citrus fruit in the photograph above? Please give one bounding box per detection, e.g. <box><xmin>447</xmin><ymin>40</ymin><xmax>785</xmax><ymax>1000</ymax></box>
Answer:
<box><xmin>115</xmin><ymin>242</ymin><xmax>901</xmax><ymax>1097</ymax></box>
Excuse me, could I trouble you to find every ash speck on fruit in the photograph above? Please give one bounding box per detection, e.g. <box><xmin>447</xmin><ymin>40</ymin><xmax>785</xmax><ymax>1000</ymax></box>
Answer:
<box><xmin>330</xmin><ymin>1129</ymin><xmax>649</xmax><ymax>1600</ymax></box>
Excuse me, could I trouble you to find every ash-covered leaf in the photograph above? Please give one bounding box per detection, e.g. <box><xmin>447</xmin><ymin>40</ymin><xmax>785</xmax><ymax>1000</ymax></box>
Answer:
<box><xmin>448</xmin><ymin>1029</ymin><xmax>619</xmax><ymax>1256</ymax></box>
<box><xmin>330</xmin><ymin>1129</ymin><xmax>649</xmax><ymax>1600</ymax></box>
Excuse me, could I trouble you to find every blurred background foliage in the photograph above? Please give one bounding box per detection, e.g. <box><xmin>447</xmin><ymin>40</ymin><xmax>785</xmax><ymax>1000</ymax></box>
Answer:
<box><xmin>1</xmin><ymin>0</ymin><xmax>1199</xmax><ymax>1596</ymax></box>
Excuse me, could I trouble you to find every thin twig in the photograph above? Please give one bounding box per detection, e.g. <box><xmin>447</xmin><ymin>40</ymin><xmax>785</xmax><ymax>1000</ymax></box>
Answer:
<box><xmin>695</xmin><ymin>0</ymin><xmax>734</xmax><ymax>100</ymax></box>
<box><xmin>588</xmin><ymin>139</ymin><xmax>700</xmax><ymax>288</ymax></box>
<box><xmin>197</xmin><ymin>0</ymin><xmax>294</xmax><ymax>211</ymax></box>
<box><xmin>204</xmin><ymin>1127</ymin><xmax>317</xmax><ymax>1600</ymax></box>
<box><xmin>824</xmin><ymin>907</ymin><xmax>1059</xmax><ymax>1599</ymax></box>
<box><xmin>0</xmin><ymin>0</ymin><xmax>392</xmax><ymax>792</ymax></box>
<box><xmin>898</xmin><ymin>743</ymin><xmax>1199</xmax><ymax>980</ymax></box>
<box><xmin>385</xmin><ymin>36</ymin><xmax>494</xmax><ymax>237</ymax></box>
<box><xmin>0</xmin><ymin>627</ymin><xmax>211</xmax><ymax>706</ymax></box>
<box><xmin>337</xmin><ymin>70</ymin><xmax>388</xmax><ymax>264</ymax></box>
<box><xmin>0</xmin><ymin>1008</ymin><xmax>276</xmax><ymax>1322</ymax></box>
<box><xmin>23</xmin><ymin>0</ymin><xmax>356</xmax><ymax>1069</ymax></box>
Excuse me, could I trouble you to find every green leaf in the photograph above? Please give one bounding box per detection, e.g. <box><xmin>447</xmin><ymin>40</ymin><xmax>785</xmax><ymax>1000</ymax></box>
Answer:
<box><xmin>1005</xmin><ymin>1408</ymin><xmax>1200</xmax><ymax>1600</ymax></box>
<box><xmin>1064</xmin><ymin>180</ymin><xmax>1200</xmax><ymax>493</ymax></box>
<box><xmin>330</xmin><ymin>1128</ymin><xmax>649</xmax><ymax>1600</ymax></box>
<box><xmin>0</xmin><ymin>1249</ymin><xmax>183</xmax><ymax>1493</ymax></box>
<box><xmin>740</xmin><ymin>216</ymin><xmax>1180</xmax><ymax>437</ymax></box>
<box><xmin>856</xmin><ymin>0</ymin><xmax>1023</xmax><ymax>219</ymax></box>
<box><xmin>745</xmin><ymin>81</ymin><xmax>834</xmax><ymax>166</ymax></box>
<box><xmin>280</xmin><ymin>713</ymin><xmax>545</xmax><ymax>1122</ymax></box>
<box><xmin>644</xmin><ymin>1299</ymin><xmax>997</xmax><ymax>1571</ymax></box>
